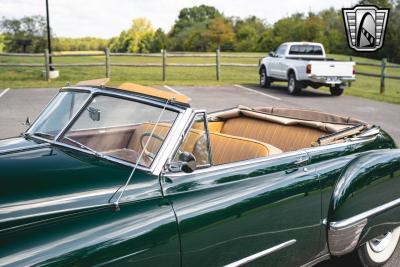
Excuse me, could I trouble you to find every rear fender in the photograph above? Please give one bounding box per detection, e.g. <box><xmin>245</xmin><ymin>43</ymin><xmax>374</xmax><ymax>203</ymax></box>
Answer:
<box><xmin>327</xmin><ymin>149</ymin><xmax>400</xmax><ymax>256</ymax></box>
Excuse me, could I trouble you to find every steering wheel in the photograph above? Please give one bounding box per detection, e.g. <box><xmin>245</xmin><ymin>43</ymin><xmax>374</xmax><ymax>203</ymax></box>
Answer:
<box><xmin>140</xmin><ymin>132</ymin><xmax>164</xmax><ymax>161</ymax></box>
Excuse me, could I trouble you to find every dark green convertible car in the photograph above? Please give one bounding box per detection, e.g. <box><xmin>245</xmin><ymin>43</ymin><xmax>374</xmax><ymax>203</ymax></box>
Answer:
<box><xmin>1</xmin><ymin>81</ymin><xmax>400</xmax><ymax>267</ymax></box>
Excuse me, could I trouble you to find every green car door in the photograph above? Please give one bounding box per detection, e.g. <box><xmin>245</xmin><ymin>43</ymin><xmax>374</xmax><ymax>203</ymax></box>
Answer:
<box><xmin>161</xmin><ymin>112</ymin><xmax>322</xmax><ymax>267</ymax></box>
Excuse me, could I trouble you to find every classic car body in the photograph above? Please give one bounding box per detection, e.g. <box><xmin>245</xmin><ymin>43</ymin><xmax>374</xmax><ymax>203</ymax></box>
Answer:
<box><xmin>0</xmin><ymin>81</ymin><xmax>400</xmax><ymax>267</ymax></box>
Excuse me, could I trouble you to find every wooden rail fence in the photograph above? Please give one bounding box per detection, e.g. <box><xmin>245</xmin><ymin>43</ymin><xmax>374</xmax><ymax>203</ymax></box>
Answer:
<box><xmin>0</xmin><ymin>49</ymin><xmax>399</xmax><ymax>94</ymax></box>
<box><xmin>0</xmin><ymin>48</ymin><xmax>259</xmax><ymax>82</ymax></box>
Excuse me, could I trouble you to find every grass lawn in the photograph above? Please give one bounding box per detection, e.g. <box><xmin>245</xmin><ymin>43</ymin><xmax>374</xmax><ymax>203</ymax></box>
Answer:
<box><xmin>0</xmin><ymin>52</ymin><xmax>399</xmax><ymax>104</ymax></box>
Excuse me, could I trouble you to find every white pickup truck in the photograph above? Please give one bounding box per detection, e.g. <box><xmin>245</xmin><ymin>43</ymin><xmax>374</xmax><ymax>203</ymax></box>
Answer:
<box><xmin>259</xmin><ymin>42</ymin><xmax>356</xmax><ymax>96</ymax></box>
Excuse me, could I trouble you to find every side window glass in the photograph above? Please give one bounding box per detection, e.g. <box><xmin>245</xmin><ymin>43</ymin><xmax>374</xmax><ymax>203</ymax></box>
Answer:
<box><xmin>173</xmin><ymin>113</ymin><xmax>211</xmax><ymax>169</ymax></box>
<box><xmin>276</xmin><ymin>45</ymin><xmax>287</xmax><ymax>57</ymax></box>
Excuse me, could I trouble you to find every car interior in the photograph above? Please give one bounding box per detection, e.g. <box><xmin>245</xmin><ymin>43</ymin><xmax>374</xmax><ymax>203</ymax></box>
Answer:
<box><xmin>63</xmin><ymin>105</ymin><xmax>367</xmax><ymax>168</ymax></box>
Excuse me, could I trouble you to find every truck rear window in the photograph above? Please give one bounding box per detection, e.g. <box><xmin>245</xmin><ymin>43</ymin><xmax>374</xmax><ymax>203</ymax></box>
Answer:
<box><xmin>289</xmin><ymin>45</ymin><xmax>323</xmax><ymax>56</ymax></box>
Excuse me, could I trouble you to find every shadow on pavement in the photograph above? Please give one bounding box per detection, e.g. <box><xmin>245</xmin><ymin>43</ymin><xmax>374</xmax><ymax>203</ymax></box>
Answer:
<box><xmin>315</xmin><ymin>252</ymin><xmax>362</xmax><ymax>267</ymax></box>
<box><xmin>242</xmin><ymin>84</ymin><xmax>333</xmax><ymax>98</ymax></box>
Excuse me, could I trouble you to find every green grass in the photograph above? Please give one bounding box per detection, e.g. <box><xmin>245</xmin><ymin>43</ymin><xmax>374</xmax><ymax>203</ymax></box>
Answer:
<box><xmin>0</xmin><ymin>52</ymin><xmax>399</xmax><ymax>104</ymax></box>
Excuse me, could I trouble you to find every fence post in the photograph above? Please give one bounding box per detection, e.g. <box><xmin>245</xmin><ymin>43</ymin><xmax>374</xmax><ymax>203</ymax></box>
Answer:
<box><xmin>44</xmin><ymin>49</ymin><xmax>50</xmax><ymax>81</ymax></box>
<box><xmin>380</xmin><ymin>58</ymin><xmax>387</xmax><ymax>94</ymax></box>
<box><xmin>162</xmin><ymin>49</ymin><xmax>167</xmax><ymax>81</ymax></box>
<box><xmin>105</xmin><ymin>48</ymin><xmax>110</xmax><ymax>79</ymax></box>
<box><xmin>216</xmin><ymin>48</ymin><xmax>221</xmax><ymax>81</ymax></box>
<box><xmin>348</xmin><ymin>56</ymin><xmax>352</xmax><ymax>87</ymax></box>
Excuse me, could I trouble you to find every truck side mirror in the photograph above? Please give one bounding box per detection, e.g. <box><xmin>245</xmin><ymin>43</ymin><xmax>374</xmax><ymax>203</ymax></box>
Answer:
<box><xmin>269</xmin><ymin>51</ymin><xmax>276</xmax><ymax>57</ymax></box>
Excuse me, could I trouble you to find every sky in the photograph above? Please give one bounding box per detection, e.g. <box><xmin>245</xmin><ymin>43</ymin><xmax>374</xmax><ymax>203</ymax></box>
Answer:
<box><xmin>0</xmin><ymin>0</ymin><xmax>356</xmax><ymax>38</ymax></box>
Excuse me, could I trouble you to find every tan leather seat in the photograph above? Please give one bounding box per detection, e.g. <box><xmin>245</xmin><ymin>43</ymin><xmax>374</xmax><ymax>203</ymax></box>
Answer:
<box><xmin>209</xmin><ymin>132</ymin><xmax>280</xmax><ymax>165</ymax></box>
<box><xmin>220</xmin><ymin>117</ymin><xmax>325</xmax><ymax>152</ymax></box>
<box><xmin>108</xmin><ymin>121</ymin><xmax>283</xmax><ymax>167</ymax></box>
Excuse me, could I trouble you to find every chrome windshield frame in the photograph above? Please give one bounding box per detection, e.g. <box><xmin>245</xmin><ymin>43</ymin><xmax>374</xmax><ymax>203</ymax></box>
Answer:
<box><xmin>25</xmin><ymin>86</ymin><xmax>189</xmax><ymax>175</ymax></box>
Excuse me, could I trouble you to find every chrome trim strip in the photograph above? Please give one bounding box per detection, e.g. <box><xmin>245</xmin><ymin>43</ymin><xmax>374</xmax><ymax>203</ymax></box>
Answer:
<box><xmin>0</xmin><ymin>143</ymin><xmax>50</xmax><ymax>155</ymax></box>
<box><xmin>224</xmin><ymin>239</ymin><xmax>296</xmax><ymax>267</ymax></box>
<box><xmin>330</xmin><ymin>198</ymin><xmax>400</xmax><ymax>230</ymax></box>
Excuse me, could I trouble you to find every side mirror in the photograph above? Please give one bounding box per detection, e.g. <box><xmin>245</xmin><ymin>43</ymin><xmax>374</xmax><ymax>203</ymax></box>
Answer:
<box><xmin>168</xmin><ymin>152</ymin><xmax>197</xmax><ymax>173</ymax></box>
<box><xmin>88</xmin><ymin>107</ymin><xmax>101</xmax><ymax>121</ymax></box>
<box><xmin>269</xmin><ymin>51</ymin><xmax>276</xmax><ymax>57</ymax></box>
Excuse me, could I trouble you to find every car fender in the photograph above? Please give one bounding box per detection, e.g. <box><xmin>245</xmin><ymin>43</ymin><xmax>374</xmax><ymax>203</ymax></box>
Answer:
<box><xmin>327</xmin><ymin>149</ymin><xmax>400</xmax><ymax>256</ymax></box>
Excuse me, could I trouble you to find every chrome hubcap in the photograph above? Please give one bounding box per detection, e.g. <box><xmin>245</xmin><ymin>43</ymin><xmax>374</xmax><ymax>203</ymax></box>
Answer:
<box><xmin>260</xmin><ymin>72</ymin><xmax>266</xmax><ymax>85</ymax></box>
<box><xmin>369</xmin><ymin>232</ymin><xmax>394</xmax><ymax>253</ymax></box>
<box><xmin>289</xmin><ymin>78</ymin><xmax>295</xmax><ymax>91</ymax></box>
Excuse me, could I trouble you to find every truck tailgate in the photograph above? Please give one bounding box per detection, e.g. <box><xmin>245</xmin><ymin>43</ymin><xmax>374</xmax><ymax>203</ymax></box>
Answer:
<box><xmin>310</xmin><ymin>61</ymin><xmax>354</xmax><ymax>77</ymax></box>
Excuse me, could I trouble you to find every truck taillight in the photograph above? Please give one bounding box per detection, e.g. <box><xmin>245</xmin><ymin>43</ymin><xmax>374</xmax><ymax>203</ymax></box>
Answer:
<box><xmin>353</xmin><ymin>65</ymin><xmax>356</xmax><ymax>75</ymax></box>
<box><xmin>306</xmin><ymin>64</ymin><xmax>311</xmax><ymax>74</ymax></box>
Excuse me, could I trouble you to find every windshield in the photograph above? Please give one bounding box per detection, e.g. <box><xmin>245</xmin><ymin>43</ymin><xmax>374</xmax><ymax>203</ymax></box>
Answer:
<box><xmin>60</xmin><ymin>95</ymin><xmax>179</xmax><ymax>167</ymax></box>
<box><xmin>27</xmin><ymin>91</ymin><xmax>89</xmax><ymax>140</ymax></box>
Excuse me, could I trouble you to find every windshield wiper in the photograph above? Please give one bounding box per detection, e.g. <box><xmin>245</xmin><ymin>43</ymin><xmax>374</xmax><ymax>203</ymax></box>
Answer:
<box><xmin>62</xmin><ymin>136</ymin><xmax>103</xmax><ymax>158</ymax></box>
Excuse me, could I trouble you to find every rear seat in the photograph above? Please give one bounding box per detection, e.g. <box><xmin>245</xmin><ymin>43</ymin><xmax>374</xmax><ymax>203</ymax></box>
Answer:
<box><xmin>217</xmin><ymin>117</ymin><xmax>326</xmax><ymax>152</ymax></box>
<box><xmin>209</xmin><ymin>132</ymin><xmax>281</xmax><ymax>165</ymax></box>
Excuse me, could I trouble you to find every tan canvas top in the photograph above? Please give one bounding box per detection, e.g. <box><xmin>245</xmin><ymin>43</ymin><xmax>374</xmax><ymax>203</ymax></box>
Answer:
<box><xmin>118</xmin><ymin>83</ymin><xmax>190</xmax><ymax>104</ymax></box>
<box><xmin>75</xmin><ymin>79</ymin><xmax>190</xmax><ymax>105</ymax></box>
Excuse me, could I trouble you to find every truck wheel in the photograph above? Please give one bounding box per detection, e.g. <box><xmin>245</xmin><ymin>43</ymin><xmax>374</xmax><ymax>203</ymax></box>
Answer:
<box><xmin>287</xmin><ymin>72</ymin><xmax>301</xmax><ymax>95</ymax></box>
<box><xmin>358</xmin><ymin>226</ymin><xmax>400</xmax><ymax>267</ymax></box>
<box><xmin>260</xmin><ymin>68</ymin><xmax>271</xmax><ymax>88</ymax></box>
<box><xmin>330</xmin><ymin>85</ymin><xmax>344</xmax><ymax>96</ymax></box>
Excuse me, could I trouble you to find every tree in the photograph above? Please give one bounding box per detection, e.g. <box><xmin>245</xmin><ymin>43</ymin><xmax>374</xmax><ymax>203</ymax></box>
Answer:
<box><xmin>0</xmin><ymin>34</ymin><xmax>5</xmax><ymax>52</ymax></box>
<box><xmin>202</xmin><ymin>17</ymin><xmax>235</xmax><ymax>50</ymax></box>
<box><xmin>150</xmin><ymin>28</ymin><xmax>167</xmax><ymax>52</ymax></box>
<box><xmin>233</xmin><ymin>16</ymin><xmax>269</xmax><ymax>51</ymax></box>
<box><xmin>0</xmin><ymin>15</ymin><xmax>47</xmax><ymax>53</ymax></box>
<box><xmin>109</xmin><ymin>18</ymin><xmax>155</xmax><ymax>53</ymax></box>
<box><xmin>127</xmin><ymin>18</ymin><xmax>154</xmax><ymax>53</ymax></box>
<box><xmin>170</xmin><ymin>5</ymin><xmax>222</xmax><ymax>37</ymax></box>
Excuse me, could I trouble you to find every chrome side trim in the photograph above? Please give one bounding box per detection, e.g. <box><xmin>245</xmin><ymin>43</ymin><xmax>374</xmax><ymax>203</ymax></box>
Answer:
<box><xmin>0</xmin><ymin>143</ymin><xmax>50</xmax><ymax>155</ymax></box>
<box><xmin>328</xmin><ymin>218</ymin><xmax>367</xmax><ymax>256</ymax></box>
<box><xmin>224</xmin><ymin>239</ymin><xmax>296</xmax><ymax>267</ymax></box>
<box><xmin>330</xmin><ymin>197</ymin><xmax>400</xmax><ymax>230</ymax></box>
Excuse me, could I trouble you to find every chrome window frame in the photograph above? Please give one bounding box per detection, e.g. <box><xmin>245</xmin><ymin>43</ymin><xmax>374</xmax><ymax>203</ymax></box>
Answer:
<box><xmin>165</xmin><ymin>110</ymin><xmax>213</xmax><ymax>171</ymax></box>
<box><xmin>24</xmin><ymin>86</ymin><xmax>188</xmax><ymax>175</ymax></box>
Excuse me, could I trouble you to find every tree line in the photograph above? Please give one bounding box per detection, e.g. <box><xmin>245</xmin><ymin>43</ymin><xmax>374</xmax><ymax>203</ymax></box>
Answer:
<box><xmin>1</xmin><ymin>0</ymin><xmax>399</xmax><ymax>62</ymax></box>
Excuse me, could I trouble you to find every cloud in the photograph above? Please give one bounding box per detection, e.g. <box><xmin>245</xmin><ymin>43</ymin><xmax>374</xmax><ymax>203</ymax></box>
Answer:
<box><xmin>0</xmin><ymin>0</ymin><xmax>356</xmax><ymax>38</ymax></box>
